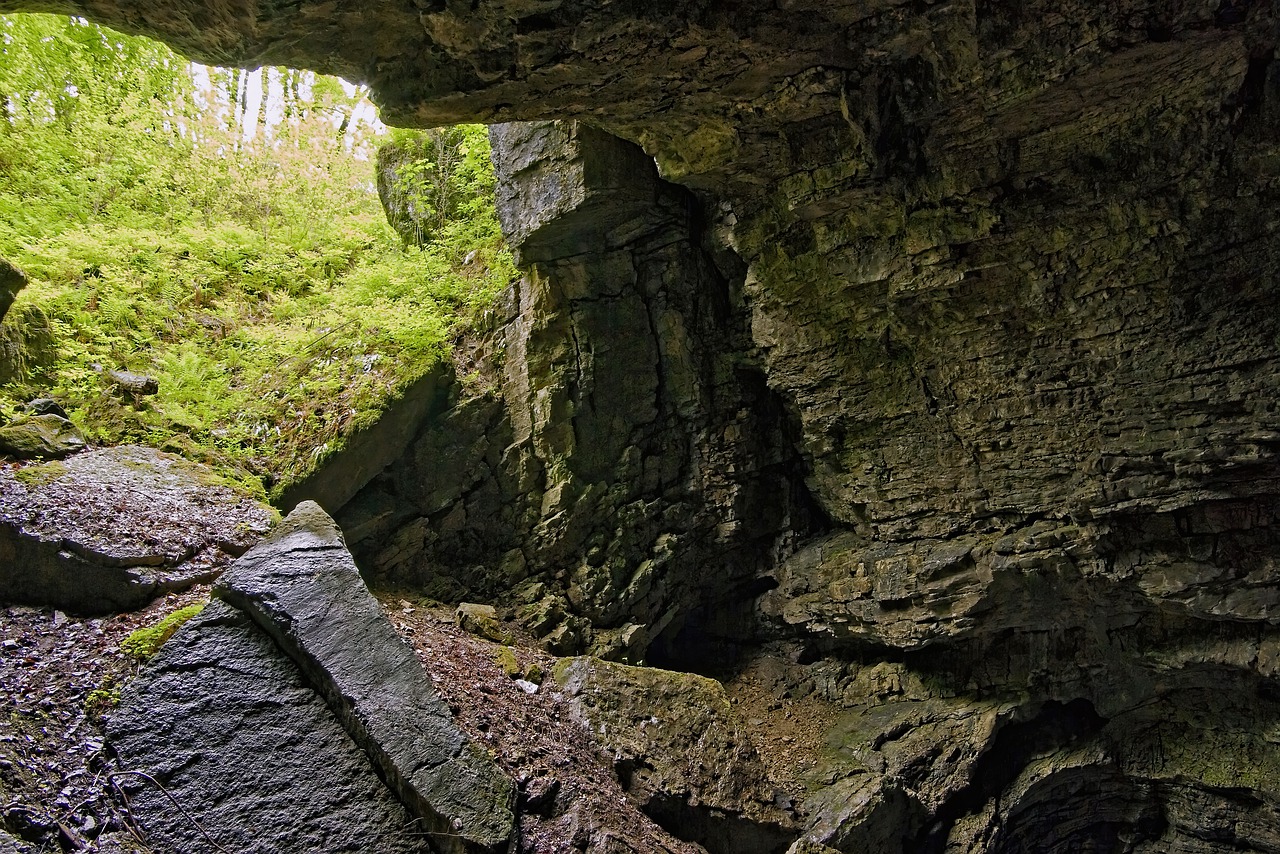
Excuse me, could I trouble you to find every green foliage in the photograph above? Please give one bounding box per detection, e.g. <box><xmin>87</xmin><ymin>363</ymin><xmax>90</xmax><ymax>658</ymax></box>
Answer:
<box><xmin>120</xmin><ymin>604</ymin><xmax>204</xmax><ymax>661</ymax></box>
<box><xmin>378</xmin><ymin>125</ymin><xmax>502</xmax><ymax>249</ymax></box>
<box><xmin>0</xmin><ymin>14</ymin><xmax>516</xmax><ymax>497</ymax></box>
<box><xmin>83</xmin><ymin>681</ymin><xmax>121</xmax><ymax>720</ymax></box>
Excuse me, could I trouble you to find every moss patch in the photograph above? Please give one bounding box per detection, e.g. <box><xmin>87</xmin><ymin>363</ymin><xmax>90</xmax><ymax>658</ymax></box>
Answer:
<box><xmin>120</xmin><ymin>603</ymin><xmax>204</xmax><ymax>661</ymax></box>
<box><xmin>13</xmin><ymin>459</ymin><xmax>67</xmax><ymax>487</ymax></box>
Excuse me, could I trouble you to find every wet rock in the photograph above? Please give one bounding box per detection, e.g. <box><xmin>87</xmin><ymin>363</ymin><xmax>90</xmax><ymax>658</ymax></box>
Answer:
<box><xmin>0</xmin><ymin>415</ymin><xmax>85</xmax><ymax>460</ymax></box>
<box><xmin>108</xmin><ymin>602</ymin><xmax>428</xmax><ymax>854</ymax></box>
<box><xmin>215</xmin><ymin>502</ymin><xmax>515</xmax><ymax>854</ymax></box>
<box><xmin>553</xmin><ymin>656</ymin><xmax>797</xmax><ymax>854</ymax></box>
<box><xmin>0</xmin><ymin>446</ymin><xmax>274</xmax><ymax>613</ymax></box>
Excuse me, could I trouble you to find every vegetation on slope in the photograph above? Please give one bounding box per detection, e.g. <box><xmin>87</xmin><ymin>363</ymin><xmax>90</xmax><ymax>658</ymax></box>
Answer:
<box><xmin>0</xmin><ymin>14</ymin><xmax>516</xmax><ymax>498</ymax></box>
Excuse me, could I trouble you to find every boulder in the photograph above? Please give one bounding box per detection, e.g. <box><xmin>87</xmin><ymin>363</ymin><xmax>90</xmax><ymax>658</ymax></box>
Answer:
<box><xmin>553</xmin><ymin>656</ymin><xmax>797</xmax><ymax>854</ymax></box>
<box><xmin>0</xmin><ymin>446</ymin><xmax>274</xmax><ymax>613</ymax></box>
<box><xmin>20</xmin><ymin>398</ymin><xmax>67</xmax><ymax>419</ymax></box>
<box><xmin>0</xmin><ymin>415</ymin><xmax>85</xmax><ymax>460</ymax></box>
<box><xmin>108</xmin><ymin>602</ymin><xmax>429</xmax><ymax>854</ymax></box>
<box><xmin>215</xmin><ymin>502</ymin><xmax>515</xmax><ymax>854</ymax></box>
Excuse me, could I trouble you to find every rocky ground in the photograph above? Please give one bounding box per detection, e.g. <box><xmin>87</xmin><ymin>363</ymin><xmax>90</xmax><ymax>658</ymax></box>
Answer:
<box><xmin>383</xmin><ymin>595</ymin><xmax>703</xmax><ymax>853</ymax></box>
<box><xmin>365</xmin><ymin>592</ymin><xmax>838</xmax><ymax>853</ymax></box>
<box><xmin>1</xmin><ymin>589</ymin><xmax>835</xmax><ymax>854</ymax></box>
<box><xmin>0</xmin><ymin>445</ymin><xmax>833</xmax><ymax>854</ymax></box>
<box><xmin>0</xmin><ymin>588</ymin><xmax>209</xmax><ymax>852</ymax></box>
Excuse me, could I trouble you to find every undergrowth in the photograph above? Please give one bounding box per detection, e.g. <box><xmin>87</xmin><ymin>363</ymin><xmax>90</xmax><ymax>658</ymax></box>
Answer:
<box><xmin>0</xmin><ymin>14</ymin><xmax>517</xmax><ymax>500</ymax></box>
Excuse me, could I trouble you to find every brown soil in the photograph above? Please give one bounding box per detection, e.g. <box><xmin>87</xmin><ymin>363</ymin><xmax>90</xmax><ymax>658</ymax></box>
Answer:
<box><xmin>378</xmin><ymin>595</ymin><xmax>705</xmax><ymax>854</ymax></box>
<box><xmin>722</xmin><ymin>656</ymin><xmax>839</xmax><ymax>804</ymax></box>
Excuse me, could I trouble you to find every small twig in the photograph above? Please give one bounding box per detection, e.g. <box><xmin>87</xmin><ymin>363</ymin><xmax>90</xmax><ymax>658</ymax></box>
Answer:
<box><xmin>108</xmin><ymin>770</ymin><xmax>233</xmax><ymax>854</ymax></box>
<box><xmin>106</xmin><ymin>773</ymin><xmax>151</xmax><ymax>849</ymax></box>
<box><xmin>272</xmin><ymin>319</ymin><xmax>358</xmax><ymax>370</ymax></box>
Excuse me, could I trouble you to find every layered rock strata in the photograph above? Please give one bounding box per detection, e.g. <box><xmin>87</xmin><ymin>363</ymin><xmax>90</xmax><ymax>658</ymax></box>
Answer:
<box><xmin>2</xmin><ymin>0</ymin><xmax>1279</xmax><ymax>851</ymax></box>
<box><xmin>339</xmin><ymin>120</ymin><xmax>819</xmax><ymax>661</ymax></box>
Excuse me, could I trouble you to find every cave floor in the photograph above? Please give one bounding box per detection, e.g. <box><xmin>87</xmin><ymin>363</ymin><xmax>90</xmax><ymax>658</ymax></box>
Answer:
<box><xmin>0</xmin><ymin>587</ymin><xmax>210</xmax><ymax>852</ymax></box>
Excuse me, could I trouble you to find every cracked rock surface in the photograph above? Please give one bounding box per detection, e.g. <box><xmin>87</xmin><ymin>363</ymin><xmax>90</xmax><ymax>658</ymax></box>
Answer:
<box><xmin>108</xmin><ymin>601</ymin><xmax>429</xmax><ymax>854</ymax></box>
<box><xmin>2</xmin><ymin>0</ymin><xmax>1280</xmax><ymax>850</ymax></box>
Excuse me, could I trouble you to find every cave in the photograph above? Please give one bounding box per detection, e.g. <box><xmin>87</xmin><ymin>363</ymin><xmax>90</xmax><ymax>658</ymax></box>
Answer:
<box><xmin>3</xmin><ymin>0</ymin><xmax>1280</xmax><ymax>852</ymax></box>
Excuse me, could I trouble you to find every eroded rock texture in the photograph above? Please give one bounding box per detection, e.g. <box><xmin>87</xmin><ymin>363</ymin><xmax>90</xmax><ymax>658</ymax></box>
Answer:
<box><xmin>340</xmin><ymin>120</ymin><xmax>818</xmax><ymax>662</ymax></box>
<box><xmin>109</xmin><ymin>602</ymin><xmax>430</xmax><ymax>854</ymax></box>
<box><xmin>4</xmin><ymin>0</ymin><xmax>1280</xmax><ymax>851</ymax></box>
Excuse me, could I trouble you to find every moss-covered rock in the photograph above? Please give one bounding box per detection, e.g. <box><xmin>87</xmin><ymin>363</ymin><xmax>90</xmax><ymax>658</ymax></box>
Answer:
<box><xmin>0</xmin><ymin>414</ymin><xmax>86</xmax><ymax>460</ymax></box>
<box><xmin>553</xmin><ymin>656</ymin><xmax>797</xmax><ymax>854</ymax></box>
<box><xmin>0</xmin><ymin>256</ymin><xmax>26</xmax><ymax>324</ymax></box>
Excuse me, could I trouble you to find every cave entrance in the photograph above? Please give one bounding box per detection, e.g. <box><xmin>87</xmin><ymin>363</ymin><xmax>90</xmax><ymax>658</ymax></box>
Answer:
<box><xmin>0</xmin><ymin>12</ymin><xmax>514</xmax><ymax>504</ymax></box>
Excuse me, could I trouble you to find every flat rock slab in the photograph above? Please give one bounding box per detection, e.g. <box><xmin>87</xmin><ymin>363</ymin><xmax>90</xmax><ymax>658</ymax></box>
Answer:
<box><xmin>108</xmin><ymin>602</ymin><xmax>428</xmax><ymax>854</ymax></box>
<box><xmin>0</xmin><ymin>446</ymin><xmax>274</xmax><ymax>613</ymax></box>
<box><xmin>215</xmin><ymin>502</ymin><xmax>515</xmax><ymax>854</ymax></box>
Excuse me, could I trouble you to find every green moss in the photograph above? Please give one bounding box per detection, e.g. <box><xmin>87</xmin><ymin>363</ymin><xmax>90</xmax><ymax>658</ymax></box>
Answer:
<box><xmin>120</xmin><ymin>603</ymin><xmax>204</xmax><ymax>661</ymax></box>
<box><xmin>493</xmin><ymin>646</ymin><xmax>521</xmax><ymax>678</ymax></box>
<box><xmin>84</xmin><ymin>682</ymin><xmax>121</xmax><ymax>721</ymax></box>
<box><xmin>13</xmin><ymin>459</ymin><xmax>67</xmax><ymax>486</ymax></box>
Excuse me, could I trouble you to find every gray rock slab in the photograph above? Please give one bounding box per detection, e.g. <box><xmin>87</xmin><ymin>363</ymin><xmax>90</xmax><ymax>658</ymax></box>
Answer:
<box><xmin>215</xmin><ymin>501</ymin><xmax>515</xmax><ymax>854</ymax></box>
<box><xmin>0</xmin><ymin>446</ymin><xmax>274</xmax><ymax>613</ymax></box>
<box><xmin>108</xmin><ymin>601</ymin><xmax>428</xmax><ymax>854</ymax></box>
<box><xmin>0</xmin><ymin>831</ymin><xmax>32</xmax><ymax>854</ymax></box>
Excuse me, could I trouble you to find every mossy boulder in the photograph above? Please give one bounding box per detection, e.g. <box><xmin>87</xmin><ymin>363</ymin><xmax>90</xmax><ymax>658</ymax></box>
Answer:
<box><xmin>553</xmin><ymin>656</ymin><xmax>798</xmax><ymax>854</ymax></box>
<box><xmin>0</xmin><ymin>414</ymin><xmax>86</xmax><ymax>460</ymax></box>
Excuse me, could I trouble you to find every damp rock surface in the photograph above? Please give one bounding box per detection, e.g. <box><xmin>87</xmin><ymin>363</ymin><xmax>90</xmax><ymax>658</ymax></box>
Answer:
<box><xmin>107</xmin><ymin>601</ymin><xmax>428</xmax><ymax>854</ymax></box>
<box><xmin>215</xmin><ymin>501</ymin><xmax>515</xmax><ymax>854</ymax></box>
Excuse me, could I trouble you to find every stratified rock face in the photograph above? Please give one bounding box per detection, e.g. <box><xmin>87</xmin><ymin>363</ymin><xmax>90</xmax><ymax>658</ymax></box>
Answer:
<box><xmin>341</xmin><ymin>121</ymin><xmax>818</xmax><ymax>660</ymax></box>
<box><xmin>3</xmin><ymin>0</ymin><xmax>1280</xmax><ymax>851</ymax></box>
